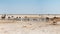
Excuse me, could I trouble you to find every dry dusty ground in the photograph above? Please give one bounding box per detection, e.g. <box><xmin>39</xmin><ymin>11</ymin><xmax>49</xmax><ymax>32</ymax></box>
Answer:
<box><xmin>0</xmin><ymin>21</ymin><xmax>60</xmax><ymax>34</ymax></box>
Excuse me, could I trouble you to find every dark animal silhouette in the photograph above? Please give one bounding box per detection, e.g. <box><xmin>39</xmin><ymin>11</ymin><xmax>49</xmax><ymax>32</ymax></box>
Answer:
<box><xmin>1</xmin><ymin>14</ymin><xmax>6</xmax><ymax>19</ymax></box>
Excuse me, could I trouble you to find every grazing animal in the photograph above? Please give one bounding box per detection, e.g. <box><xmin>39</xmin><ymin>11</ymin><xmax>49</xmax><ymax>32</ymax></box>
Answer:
<box><xmin>50</xmin><ymin>17</ymin><xmax>60</xmax><ymax>25</ymax></box>
<box><xmin>1</xmin><ymin>14</ymin><xmax>6</xmax><ymax>19</ymax></box>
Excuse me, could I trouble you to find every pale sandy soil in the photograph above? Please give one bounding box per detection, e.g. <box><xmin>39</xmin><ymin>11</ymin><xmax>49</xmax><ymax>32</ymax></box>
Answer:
<box><xmin>0</xmin><ymin>21</ymin><xmax>60</xmax><ymax>34</ymax></box>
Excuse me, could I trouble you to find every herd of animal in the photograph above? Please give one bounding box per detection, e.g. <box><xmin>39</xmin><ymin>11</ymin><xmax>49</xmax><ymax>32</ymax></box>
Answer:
<box><xmin>0</xmin><ymin>14</ymin><xmax>60</xmax><ymax>25</ymax></box>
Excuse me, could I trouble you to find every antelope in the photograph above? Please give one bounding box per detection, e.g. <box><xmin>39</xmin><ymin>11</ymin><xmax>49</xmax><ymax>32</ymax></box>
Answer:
<box><xmin>49</xmin><ymin>17</ymin><xmax>60</xmax><ymax>25</ymax></box>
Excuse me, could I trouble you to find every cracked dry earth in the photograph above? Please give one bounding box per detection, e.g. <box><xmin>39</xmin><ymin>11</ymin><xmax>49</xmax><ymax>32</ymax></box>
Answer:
<box><xmin>0</xmin><ymin>21</ymin><xmax>60</xmax><ymax>34</ymax></box>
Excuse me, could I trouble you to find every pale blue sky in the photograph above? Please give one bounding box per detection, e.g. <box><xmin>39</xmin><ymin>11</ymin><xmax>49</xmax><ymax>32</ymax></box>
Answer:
<box><xmin>0</xmin><ymin>0</ymin><xmax>60</xmax><ymax>14</ymax></box>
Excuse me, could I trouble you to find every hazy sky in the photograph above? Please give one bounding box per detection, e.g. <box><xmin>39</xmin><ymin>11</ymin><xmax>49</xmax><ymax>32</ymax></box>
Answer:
<box><xmin>0</xmin><ymin>0</ymin><xmax>60</xmax><ymax>14</ymax></box>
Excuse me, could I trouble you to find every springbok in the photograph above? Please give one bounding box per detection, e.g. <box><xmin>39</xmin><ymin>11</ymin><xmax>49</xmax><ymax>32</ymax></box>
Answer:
<box><xmin>49</xmin><ymin>17</ymin><xmax>60</xmax><ymax>25</ymax></box>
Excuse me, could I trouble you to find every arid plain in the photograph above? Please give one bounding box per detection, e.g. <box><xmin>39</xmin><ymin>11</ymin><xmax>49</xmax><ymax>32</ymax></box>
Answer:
<box><xmin>0</xmin><ymin>14</ymin><xmax>60</xmax><ymax>34</ymax></box>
